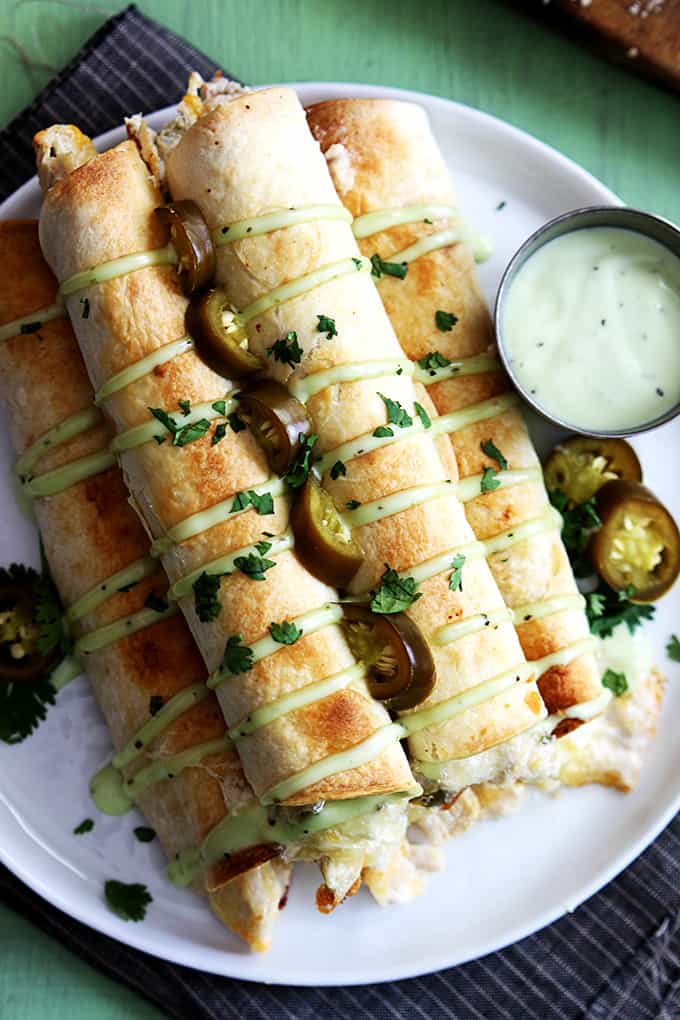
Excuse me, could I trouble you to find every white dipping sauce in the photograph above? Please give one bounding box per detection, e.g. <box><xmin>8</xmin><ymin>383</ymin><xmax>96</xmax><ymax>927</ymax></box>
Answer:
<box><xmin>502</xmin><ymin>226</ymin><xmax>680</xmax><ymax>431</ymax></box>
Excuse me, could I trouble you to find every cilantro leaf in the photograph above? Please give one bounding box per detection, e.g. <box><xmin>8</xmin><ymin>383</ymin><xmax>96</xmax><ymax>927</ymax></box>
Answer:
<box><xmin>481</xmin><ymin>466</ymin><xmax>500</xmax><ymax>493</ymax></box>
<box><xmin>178</xmin><ymin>399</ymin><xmax>191</xmax><ymax>416</ymax></box>
<box><xmin>149</xmin><ymin>695</ymin><xmax>164</xmax><ymax>716</ymax></box>
<box><xmin>34</xmin><ymin>569</ymin><xmax>70</xmax><ymax>656</ymax></box>
<box><xmin>104</xmin><ymin>880</ymin><xmax>152</xmax><ymax>922</ymax></box>
<box><xmin>378</xmin><ymin>393</ymin><xmax>412</xmax><ymax>429</ymax></box>
<box><xmin>448</xmin><ymin>554</ymin><xmax>466</xmax><ymax>592</ymax></box>
<box><xmin>249</xmin><ymin>490</ymin><xmax>275</xmax><ymax>515</ymax></box>
<box><xmin>134</xmin><ymin>826</ymin><xmax>156</xmax><ymax>843</ymax></box>
<box><xmin>549</xmin><ymin>489</ymin><xmax>601</xmax><ymax>577</ymax></box>
<box><xmin>211</xmin><ymin>400</ymin><xmax>227</xmax><ymax>415</ymax></box>
<box><xmin>284</xmin><ymin>434</ymin><xmax>318</xmax><ymax>488</ymax></box>
<box><xmin>254</xmin><ymin>540</ymin><xmax>272</xmax><ymax>556</ymax></box>
<box><xmin>80</xmin><ymin>297</ymin><xmax>90</xmax><ymax>320</ymax></box>
<box><xmin>370</xmin><ymin>253</ymin><xmax>408</xmax><ymax>280</ymax></box>
<box><xmin>222</xmin><ymin>634</ymin><xmax>254</xmax><ymax>674</ymax></box>
<box><xmin>227</xmin><ymin>411</ymin><xmax>246</xmax><ymax>432</ymax></box>
<box><xmin>230</xmin><ymin>491</ymin><xmax>251</xmax><ymax>513</ymax></box>
<box><xmin>316</xmin><ymin>315</ymin><xmax>337</xmax><ymax>339</ymax></box>
<box><xmin>211</xmin><ymin>423</ymin><xmax>228</xmax><ymax>446</ymax></box>
<box><xmin>372</xmin><ymin>426</ymin><xmax>393</xmax><ymax>438</ymax></box>
<box><xmin>435</xmin><ymin>310</ymin><xmax>458</xmax><ymax>332</ymax></box>
<box><xmin>266</xmin><ymin>331</ymin><xmax>303</xmax><ymax>367</ymax></box>
<box><xmin>330</xmin><ymin>460</ymin><xmax>346</xmax><ymax>480</ymax></box>
<box><xmin>585</xmin><ymin>581</ymin><xmax>655</xmax><ymax>638</ymax></box>
<box><xmin>192</xmin><ymin>572</ymin><xmax>222</xmax><ymax>623</ymax></box>
<box><xmin>602</xmin><ymin>668</ymin><xmax>628</xmax><ymax>697</ymax></box>
<box><xmin>20</xmin><ymin>321</ymin><xmax>41</xmax><ymax>334</ymax></box>
<box><xmin>148</xmin><ymin>407</ymin><xmax>211</xmax><ymax>447</ymax></box>
<box><xmin>352</xmin><ymin>257</ymin><xmax>363</xmax><ymax>270</ymax></box>
<box><xmin>74</xmin><ymin>818</ymin><xmax>94</xmax><ymax>835</ymax></box>
<box><xmin>0</xmin><ymin>675</ymin><xmax>56</xmax><ymax>744</ymax></box>
<box><xmin>416</xmin><ymin>351</ymin><xmax>452</xmax><ymax>375</ymax></box>
<box><xmin>496</xmin><ymin>200</ymin><xmax>507</xmax><ymax>211</ymax></box>
<box><xmin>149</xmin><ymin>407</ymin><xmax>178</xmax><ymax>435</ymax></box>
<box><xmin>667</xmin><ymin>634</ymin><xmax>680</xmax><ymax>662</ymax></box>
<box><xmin>144</xmin><ymin>591</ymin><xmax>168</xmax><ymax>613</ymax></box>
<box><xmin>346</xmin><ymin>500</ymin><xmax>361</xmax><ymax>510</ymax></box>
<box><xmin>414</xmin><ymin>402</ymin><xmax>431</xmax><ymax>430</ymax></box>
<box><xmin>480</xmin><ymin>439</ymin><xmax>508</xmax><ymax>471</ymax></box>
<box><xmin>234</xmin><ymin>552</ymin><xmax>276</xmax><ymax>581</ymax></box>
<box><xmin>370</xmin><ymin>565</ymin><xmax>421</xmax><ymax>614</ymax></box>
<box><xmin>269</xmin><ymin>620</ymin><xmax>303</xmax><ymax>645</ymax></box>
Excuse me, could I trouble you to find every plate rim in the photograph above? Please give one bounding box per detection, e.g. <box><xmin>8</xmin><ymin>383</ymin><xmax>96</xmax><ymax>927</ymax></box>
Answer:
<box><xmin>1</xmin><ymin>80</ymin><xmax>677</xmax><ymax>987</ymax></box>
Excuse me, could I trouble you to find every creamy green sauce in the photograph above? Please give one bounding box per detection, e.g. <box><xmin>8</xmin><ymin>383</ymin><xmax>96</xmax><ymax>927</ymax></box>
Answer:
<box><xmin>406</xmin><ymin>540</ymin><xmax>485</xmax><ymax>586</ymax></box>
<box><xmin>0</xmin><ymin>302</ymin><xmax>65</xmax><ymax>343</ymax></box>
<box><xmin>236</xmin><ymin>256</ymin><xmax>371</xmax><ymax>326</ymax></box>
<box><xmin>65</xmin><ymin>555</ymin><xmax>158</xmax><ymax>624</ymax></box>
<box><xmin>24</xmin><ymin>449</ymin><xmax>116</xmax><ymax>499</ymax></box>
<box><xmin>167</xmin><ymin>787</ymin><xmax>419</xmax><ymax>888</ymax></box>
<box><xmin>433</xmin><ymin>607</ymin><xmax>512</xmax><ymax>647</ymax></box>
<box><xmin>75</xmin><ymin>602</ymin><xmax>178</xmax><ymax>655</ymax></box>
<box><xmin>510</xmin><ymin>593</ymin><xmax>586</xmax><ymax>627</ymax></box>
<box><xmin>385</xmin><ymin>227</ymin><xmax>492</xmax><ymax>268</ymax></box>
<box><xmin>413</xmin><ymin>351</ymin><xmax>501</xmax><ymax>385</ymax></box>
<box><xmin>50</xmin><ymin>654</ymin><xmax>83</xmax><ymax>691</ymax></box>
<box><xmin>502</xmin><ymin>226</ymin><xmax>680</xmax><ymax>431</ymax></box>
<box><xmin>95</xmin><ymin>336</ymin><xmax>195</xmax><ymax>405</ymax></box>
<box><xmin>111</xmin><ymin>393</ymin><xmax>236</xmax><ymax>454</ymax></box>
<box><xmin>290</xmin><ymin>359</ymin><xmax>414</xmax><ymax>403</ymax></box>
<box><xmin>456</xmin><ymin>466</ymin><xmax>543</xmax><ymax>503</ymax></box>
<box><xmin>208</xmin><ymin>603</ymin><xmax>343</xmax><ymax>690</ymax></box>
<box><xmin>229</xmin><ymin>662</ymin><xmax>366</xmax><ymax>740</ymax></box>
<box><xmin>170</xmin><ymin>528</ymin><xmax>294</xmax><ymax>600</ymax></box>
<box><xmin>215</xmin><ymin>205</ymin><xmax>352</xmax><ymax>246</ymax></box>
<box><xmin>59</xmin><ymin>245</ymin><xmax>177</xmax><ymax>298</ymax></box>
<box><xmin>16</xmin><ymin>407</ymin><xmax>103</xmax><ymax>483</ymax></box>
<box><xmin>114</xmin><ymin>683</ymin><xmax>210</xmax><ymax>770</ymax></box>
<box><xmin>352</xmin><ymin>204</ymin><xmax>459</xmax><ymax>239</ymax></box>
<box><xmin>343</xmin><ymin>480</ymin><xmax>454</xmax><ymax>528</ymax></box>
<box><xmin>483</xmin><ymin>507</ymin><xmax>561</xmax><ymax>557</ymax></box>
<box><xmin>151</xmin><ymin>477</ymin><xmax>287</xmax><ymax>555</ymax></box>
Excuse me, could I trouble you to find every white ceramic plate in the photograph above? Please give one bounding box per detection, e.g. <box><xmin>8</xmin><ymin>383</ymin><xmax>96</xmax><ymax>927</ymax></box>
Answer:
<box><xmin>1</xmin><ymin>82</ymin><xmax>678</xmax><ymax>987</ymax></box>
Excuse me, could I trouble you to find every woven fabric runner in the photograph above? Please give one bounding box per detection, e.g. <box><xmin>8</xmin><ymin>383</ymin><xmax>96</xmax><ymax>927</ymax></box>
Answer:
<box><xmin>0</xmin><ymin>7</ymin><xmax>678</xmax><ymax>1017</ymax></box>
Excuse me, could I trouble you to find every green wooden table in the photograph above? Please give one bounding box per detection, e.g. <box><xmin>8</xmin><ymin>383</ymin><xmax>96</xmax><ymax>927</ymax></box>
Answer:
<box><xmin>0</xmin><ymin>1</ymin><xmax>678</xmax><ymax>1016</ymax></box>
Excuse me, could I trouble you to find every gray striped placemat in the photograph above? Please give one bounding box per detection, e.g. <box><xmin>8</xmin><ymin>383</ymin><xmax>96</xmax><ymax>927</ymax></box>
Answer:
<box><xmin>0</xmin><ymin>7</ymin><xmax>678</xmax><ymax>1017</ymax></box>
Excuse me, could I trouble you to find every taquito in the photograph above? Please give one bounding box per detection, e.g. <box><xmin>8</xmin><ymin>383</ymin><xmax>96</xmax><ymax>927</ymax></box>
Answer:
<box><xmin>0</xmin><ymin>220</ymin><xmax>290</xmax><ymax>951</ymax></box>
<box><xmin>307</xmin><ymin>98</ymin><xmax>603</xmax><ymax>729</ymax></box>
<box><xmin>162</xmin><ymin>85</ymin><xmax>546</xmax><ymax>789</ymax></box>
<box><xmin>35</xmin><ymin>128</ymin><xmax>416</xmax><ymax>905</ymax></box>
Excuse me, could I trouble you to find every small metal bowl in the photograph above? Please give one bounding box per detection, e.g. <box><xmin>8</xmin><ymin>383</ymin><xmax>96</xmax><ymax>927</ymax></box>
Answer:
<box><xmin>494</xmin><ymin>205</ymin><xmax>680</xmax><ymax>437</ymax></box>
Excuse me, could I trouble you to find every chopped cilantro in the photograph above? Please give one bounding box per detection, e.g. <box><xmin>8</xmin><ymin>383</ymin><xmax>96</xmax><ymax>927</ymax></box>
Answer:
<box><xmin>104</xmin><ymin>880</ymin><xmax>152</xmax><ymax>922</ymax></box>
<box><xmin>269</xmin><ymin>620</ymin><xmax>303</xmax><ymax>645</ymax></box>
<box><xmin>230</xmin><ymin>491</ymin><xmax>251</xmax><ymax>513</ymax></box>
<box><xmin>416</xmin><ymin>351</ymin><xmax>451</xmax><ymax>375</ymax></box>
<box><xmin>148</xmin><ymin>407</ymin><xmax>211</xmax><ymax>448</ymax></box>
<box><xmin>211</xmin><ymin>400</ymin><xmax>227</xmax><ymax>415</ymax></box>
<box><xmin>153</xmin><ymin>435</ymin><xmax>166</xmax><ymax>445</ymax></box>
<box><xmin>496</xmin><ymin>200</ymin><xmax>507</xmax><ymax>211</ymax></box>
<box><xmin>149</xmin><ymin>695</ymin><xmax>164</xmax><ymax>716</ymax></box>
<box><xmin>480</xmin><ymin>439</ymin><xmax>508</xmax><ymax>471</ymax></box>
<box><xmin>330</xmin><ymin>460</ymin><xmax>346</xmax><ymax>480</ymax></box>
<box><xmin>414</xmin><ymin>402</ymin><xmax>431</xmax><ymax>430</ymax></box>
<box><xmin>435</xmin><ymin>310</ymin><xmax>458</xmax><ymax>332</ymax></box>
<box><xmin>211</xmin><ymin>422</ymin><xmax>228</xmax><ymax>446</ymax></box>
<box><xmin>20</xmin><ymin>322</ymin><xmax>41</xmax><ymax>334</ymax></box>
<box><xmin>585</xmin><ymin>582</ymin><xmax>655</xmax><ymax>638</ymax></box>
<box><xmin>667</xmin><ymin>634</ymin><xmax>680</xmax><ymax>662</ymax></box>
<box><xmin>192</xmin><ymin>572</ymin><xmax>222</xmax><ymax>623</ymax></box>
<box><xmin>80</xmin><ymin>297</ymin><xmax>90</xmax><ymax>319</ymax></box>
<box><xmin>73</xmin><ymin>818</ymin><xmax>94</xmax><ymax>835</ymax></box>
<box><xmin>250</xmin><ymin>490</ymin><xmax>275</xmax><ymax>515</ymax></box>
<box><xmin>266</xmin><ymin>331</ymin><xmax>303</xmax><ymax>367</ymax></box>
<box><xmin>373</xmin><ymin>426</ymin><xmax>393</xmax><ymax>438</ymax></box>
<box><xmin>234</xmin><ymin>552</ymin><xmax>276</xmax><ymax>581</ymax></box>
<box><xmin>352</xmin><ymin>257</ymin><xmax>363</xmax><ymax>270</ymax></box>
<box><xmin>34</xmin><ymin>566</ymin><xmax>71</xmax><ymax>657</ymax></box>
<box><xmin>134</xmin><ymin>826</ymin><xmax>156</xmax><ymax>843</ymax></box>
<box><xmin>227</xmin><ymin>411</ymin><xmax>246</xmax><ymax>433</ymax></box>
<box><xmin>178</xmin><ymin>399</ymin><xmax>191</xmax><ymax>416</ymax></box>
<box><xmin>254</xmin><ymin>540</ymin><xmax>272</xmax><ymax>556</ymax></box>
<box><xmin>448</xmin><ymin>554</ymin><xmax>466</xmax><ymax>592</ymax></box>
<box><xmin>602</xmin><ymin>668</ymin><xmax>628</xmax><ymax>697</ymax></box>
<box><xmin>370</xmin><ymin>565</ymin><xmax>421</xmax><ymax>614</ymax></box>
<box><xmin>481</xmin><ymin>466</ymin><xmax>500</xmax><ymax>493</ymax></box>
<box><xmin>316</xmin><ymin>314</ymin><xmax>337</xmax><ymax>339</ymax></box>
<box><xmin>378</xmin><ymin>393</ymin><xmax>413</xmax><ymax>429</ymax></box>
<box><xmin>346</xmin><ymin>500</ymin><xmax>361</xmax><ymax>510</ymax></box>
<box><xmin>0</xmin><ymin>675</ymin><xmax>56</xmax><ymax>744</ymax></box>
<box><xmin>144</xmin><ymin>591</ymin><xmax>168</xmax><ymax>613</ymax></box>
<box><xmin>284</xmin><ymin>434</ymin><xmax>318</xmax><ymax>488</ymax></box>
<box><xmin>370</xmin><ymin>253</ymin><xmax>408</xmax><ymax>280</ymax></box>
<box><xmin>222</xmin><ymin>634</ymin><xmax>254</xmax><ymax>675</ymax></box>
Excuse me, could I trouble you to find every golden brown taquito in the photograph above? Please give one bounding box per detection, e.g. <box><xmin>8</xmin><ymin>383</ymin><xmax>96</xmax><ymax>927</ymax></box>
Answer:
<box><xmin>307</xmin><ymin>97</ymin><xmax>602</xmax><ymax>720</ymax></box>
<box><xmin>164</xmin><ymin>86</ymin><xmax>545</xmax><ymax>779</ymax></box>
<box><xmin>0</xmin><ymin>220</ymin><xmax>289</xmax><ymax>952</ymax></box>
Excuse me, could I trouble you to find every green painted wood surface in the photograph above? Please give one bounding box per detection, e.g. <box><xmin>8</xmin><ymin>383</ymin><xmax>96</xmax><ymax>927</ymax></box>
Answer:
<box><xmin>0</xmin><ymin>1</ymin><xmax>678</xmax><ymax>1016</ymax></box>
